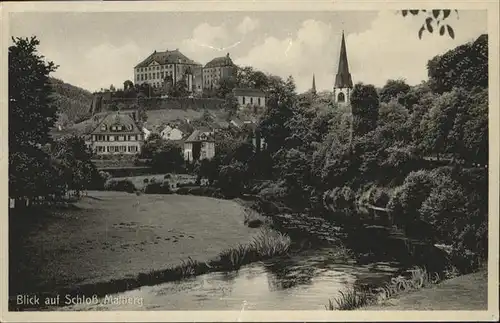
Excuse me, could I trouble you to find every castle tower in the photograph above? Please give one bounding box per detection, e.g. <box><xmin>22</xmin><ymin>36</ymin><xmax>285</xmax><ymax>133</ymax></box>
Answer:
<box><xmin>311</xmin><ymin>74</ymin><xmax>317</xmax><ymax>95</ymax></box>
<box><xmin>333</xmin><ymin>31</ymin><xmax>353</xmax><ymax>104</ymax></box>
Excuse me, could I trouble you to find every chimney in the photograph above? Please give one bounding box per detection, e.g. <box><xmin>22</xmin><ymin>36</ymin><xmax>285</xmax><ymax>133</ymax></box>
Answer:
<box><xmin>226</xmin><ymin>53</ymin><xmax>230</xmax><ymax>58</ymax></box>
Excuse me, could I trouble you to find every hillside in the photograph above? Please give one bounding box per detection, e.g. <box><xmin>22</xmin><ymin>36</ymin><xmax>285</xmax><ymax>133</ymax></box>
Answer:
<box><xmin>49</xmin><ymin>77</ymin><xmax>94</xmax><ymax>126</ymax></box>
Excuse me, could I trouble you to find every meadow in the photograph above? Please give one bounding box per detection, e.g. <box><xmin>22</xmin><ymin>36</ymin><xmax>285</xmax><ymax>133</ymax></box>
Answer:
<box><xmin>9</xmin><ymin>191</ymin><xmax>257</xmax><ymax>296</ymax></box>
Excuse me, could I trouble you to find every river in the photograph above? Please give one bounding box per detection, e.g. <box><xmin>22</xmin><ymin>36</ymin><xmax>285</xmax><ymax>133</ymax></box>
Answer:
<box><xmin>62</xmin><ymin>248</ymin><xmax>402</xmax><ymax>310</ymax></box>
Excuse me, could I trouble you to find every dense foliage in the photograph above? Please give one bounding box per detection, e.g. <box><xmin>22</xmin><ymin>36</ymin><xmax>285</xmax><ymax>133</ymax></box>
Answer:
<box><xmin>9</xmin><ymin>37</ymin><xmax>103</xmax><ymax>207</ymax></box>
<box><xmin>195</xmin><ymin>34</ymin><xmax>489</xmax><ymax>262</ymax></box>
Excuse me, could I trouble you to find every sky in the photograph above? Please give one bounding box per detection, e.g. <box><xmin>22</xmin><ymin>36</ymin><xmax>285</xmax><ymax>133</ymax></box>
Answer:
<box><xmin>9</xmin><ymin>10</ymin><xmax>487</xmax><ymax>93</ymax></box>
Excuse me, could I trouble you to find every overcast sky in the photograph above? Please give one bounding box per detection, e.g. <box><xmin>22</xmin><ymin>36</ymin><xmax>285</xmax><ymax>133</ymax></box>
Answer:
<box><xmin>9</xmin><ymin>10</ymin><xmax>487</xmax><ymax>93</ymax></box>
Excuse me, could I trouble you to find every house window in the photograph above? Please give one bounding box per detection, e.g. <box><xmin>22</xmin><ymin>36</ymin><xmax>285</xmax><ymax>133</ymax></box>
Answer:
<box><xmin>250</xmin><ymin>97</ymin><xmax>253</xmax><ymax>104</ymax></box>
<box><xmin>258</xmin><ymin>98</ymin><xmax>261</xmax><ymax>105</ymax></box>
<box><xmin>337</xmin><ymin>92</ymin><xmax>345</xmax><ymax>102</ymax></box>
<box><xmin>101</xmin><ymin>125</ymin><xmax>106</xmax><ymax>131</ymax></box>
<box><xmin>118</xmin><ymin>136</ymin><xmax>125</xmax><ymax>141</ymax></box>
<box><xmin>242</xmin><ymin>97</ymin><xmax>246</xmax><ymax>105</ymax></box>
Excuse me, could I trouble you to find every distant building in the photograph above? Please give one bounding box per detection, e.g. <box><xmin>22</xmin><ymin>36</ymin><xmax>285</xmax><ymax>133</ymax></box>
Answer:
<box><xmin>183</xmin><ymin>130</ymin><xmax>215</xmax><ymax>162</ymax></box>
<box><xmin>89</xmin><ymin>112</ymin><xmax>144</xmax><ymax>155</ymax></box>
<box><xmin>134</xmin><ymin>49</ymin><xmax>203</xmax><ymax>93</ymax></box>
<box><xmin>142</xmin><ymin>126</ymin><xmax>152</xmax><ymax>140</ymax></box>
<box><xmin>203</xmin><ymin>53</ymin><xmax>237</xmax><ymax>90</ymax></box>
<box><xmin>232</xmin><ymin>88</ymin><xmax>266</xmax><ymax>110</ymax></box>
<box><xmin>160</xmin><ymin>125</ymin><xmax>184</xmax><ymax>141</ymax></box>
<box><xmin>333</xmin><ymin>31</ymin><xmax>353</xmax><ymax>105</ymax></box>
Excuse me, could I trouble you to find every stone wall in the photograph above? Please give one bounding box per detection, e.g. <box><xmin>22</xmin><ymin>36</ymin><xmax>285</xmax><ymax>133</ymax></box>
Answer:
<box><xmin>91</xmin><ymin>95</ymin><xmax>225</xmax><ymax>115</ymax></box>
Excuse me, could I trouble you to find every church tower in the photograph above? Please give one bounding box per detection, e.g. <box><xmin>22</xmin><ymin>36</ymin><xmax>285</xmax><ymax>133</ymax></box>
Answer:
<box><xmin>311</xmin><ymin>74</ymin><xmax>317</xmax><ymax>95</ymax></box>
<box><xmin>333</xmin><ymin>31</ymin><xmax>353</xmax><ymax>105</ymax></box>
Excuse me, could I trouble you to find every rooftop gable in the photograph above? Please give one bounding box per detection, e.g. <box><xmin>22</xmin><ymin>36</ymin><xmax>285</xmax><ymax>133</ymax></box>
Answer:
<box><xmin>91</xmin><ymin>112</ymin><xmax>141</xmax><ymax>135</ymax></box>
<box><xmin>135</xmin><ymin>49</ymin><xmax>197</xmax><ymax>69</ymax></box>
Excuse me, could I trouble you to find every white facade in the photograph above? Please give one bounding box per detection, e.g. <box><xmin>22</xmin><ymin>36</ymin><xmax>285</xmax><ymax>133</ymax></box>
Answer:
<box><xmin>161</xmin><ymin>126</ymin><xmax>183</xmax><ymax>141</ymax></box>
<box><xmin>143</xmin><ymin>127</ymin><xmax>152</xmax><ymax>140</ymax></box>
<box><xmin>236</xmin><ymin>95</ymin><xmax>266</xmax><ymax>110</ymax></box>
<box><xmin>333</xmin><ymin>87</ymin><xmax>352</xmax><ymax>105</ymax></box>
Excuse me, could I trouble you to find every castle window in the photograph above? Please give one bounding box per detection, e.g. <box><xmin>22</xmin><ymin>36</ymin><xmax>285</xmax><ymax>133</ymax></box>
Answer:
<box><xmin>242</xmin><ymin>97</ymin><xmax>246</xmax><ymax>105</ymax></box>
<box><xmin>250</xmin><ymin>97</ymin><xmax>253</xmax><ymax>104</ymax></box>
<box><xmin>337</xmin><ymin>92</ymin><xmax>345</xmax><ymax>103</ymax></box>
<box><xmin>258</xmin><ymin>98</ymin><xmax>261</xmax><ymax>105</ymax></box>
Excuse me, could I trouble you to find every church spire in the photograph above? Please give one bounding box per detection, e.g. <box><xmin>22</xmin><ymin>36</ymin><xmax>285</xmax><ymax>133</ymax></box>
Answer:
<box><xmin>334</xmin><ymin>30</ymin><xmax>353</xmax><ymax>89</ymax></box>
<box><xmin>311</xmin><ymin>74</ymin><xmax>317</xmax><ymax>94</ymax></box>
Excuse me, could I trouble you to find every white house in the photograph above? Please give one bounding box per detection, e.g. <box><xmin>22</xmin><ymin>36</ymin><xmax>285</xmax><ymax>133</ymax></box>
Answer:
<box><xmin>183</xmin><ymin>130</ymin><xmax>215</xmax><ymax>162</ymax></box>
<box><xmin>233</xmin><ymin>88</ymin><xmax>266</xmax><ymax>110</ymax></box>
<box><xmin>160</xmin><ymin>125</ymin><xmax>184</xmax><ymax>141</ymax></box>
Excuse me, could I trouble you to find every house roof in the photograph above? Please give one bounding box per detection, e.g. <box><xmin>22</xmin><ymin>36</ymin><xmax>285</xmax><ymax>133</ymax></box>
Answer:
<box><xmin>135</xmin><ymin>49</ymin><xmax>198</xmax><ymax>68</ymax></box>
<box><xmin>204</xmin><ymin>54</ymin><xmax>235</xmax><ymax>68</ymax></box>
<box><xmin>91</xmin><ymin>112</ymin><xmax>142</xmax><ymax>135</ymax></box>
<box><xmin>233</xmin><ymin>88</ymin><xmax>266</xmax><ymax>97</ymax></box>
<box><xmin>185</xmin><ymin>130</ymin><xmax>215</xmax><ymax>143</ymax></box>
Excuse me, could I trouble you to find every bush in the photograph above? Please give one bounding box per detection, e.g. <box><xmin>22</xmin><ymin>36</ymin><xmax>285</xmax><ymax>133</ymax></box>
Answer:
<box><xmin>143</xmin><ymin>181</ymin><xmax>172</xmax><ymax>194</ymax></box>
<box><xmin>369</xmin><ymin>187</ymin><xmax>390</xmax><ymax>207</ymax></box>
<box><xmin>324</xmin><ymin>186</ymin><xmax>356</xmax><ymax>212</ymax></box>
<box><xmin>175</xmin><ymin>186</ymin><xmax>222</xmax><ymax>198</ymax></box>
<box><xmin>104</xmin><ymin>179</ymin><xmax>136</xmax><ymax>193</ymax></box>
<box><xmin>258</xmin><ymin>181</ymin><xmax>287</xmax><ymax>202</ymax></box>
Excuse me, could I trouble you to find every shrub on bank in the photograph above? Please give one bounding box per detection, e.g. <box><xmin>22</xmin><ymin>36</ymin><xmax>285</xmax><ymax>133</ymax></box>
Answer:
<box><xmin>104</xmin><ymin>179</ymin><xmax>136</xmax><ymax>193</ymax></box>
<box><xmin>143</xmin><ymin>181</ymin><xmax>172</xmax><ymax>194</ymax></box>
<box><xmin>175</xmin><ymin>185</ymin><xmax>223</xmax><ymax>198</ymax></box>
<box><xmin>323</xmin><ymin>186</ymin><xmax>356</xmax><ymax>212</ymax></box>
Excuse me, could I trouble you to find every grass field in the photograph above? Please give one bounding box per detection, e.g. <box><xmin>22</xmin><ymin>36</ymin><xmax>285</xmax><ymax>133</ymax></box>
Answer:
<box><xmin>9</xmin><ymin>191</ymin><xmax>256</xmax><ymax>296</ymax></box>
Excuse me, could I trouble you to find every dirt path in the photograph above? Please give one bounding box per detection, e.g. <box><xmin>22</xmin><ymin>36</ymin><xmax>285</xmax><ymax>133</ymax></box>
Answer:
<box><xmin>360</xmin><ymin>270</ymin><xmax>488</xmax><ymax>310</ymax></box>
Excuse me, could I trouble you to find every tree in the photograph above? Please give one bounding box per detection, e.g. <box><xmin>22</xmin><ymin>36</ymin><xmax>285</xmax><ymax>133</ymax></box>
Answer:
<box><xmin>217</xmin><ymin>162</ymin><xmax>248</xmax><ymax>197</ymax></box>
<box><xmin>223</xmin><ymin>92</ymin><xmax>239</xmax><ymax>117</ymax></box>
<box><xmin>123</xmin><ymin>80</ymin><xmax>134</xmax><ymax>91</ymax></box>
<box><xmin>427</xmin><ymin>34</ymin><xmax>488</xmax><ymax>94</ymax></box>
<box><xmin>350</xmin><ymin>83</ymin><xmax>380</xmax><ymax>137</ymax></box>
<box><xmin>141</xmin><ymin>134</ymin><xmax>184</xmax><ymax>173</ymax></box>
<box><xmin>9</xmin><ymin>37</ymin><xmax>60</xmax><ymax>204</ymax></box>
<box><xmin>51</xmin><ymin>135</ymin><xmax>98</xmax><ymax>196</ymax></box>
<box><xmin>168</xmin><ymin>78</ymin><xmax>189</xmax><ymax>97</ymax></box>
<box><xmin>216</xmin><ymin>77</ymin><xmax>237</xmax><ymax>99</ymax></box>
<box><xmin>135</xmin><ymin>104</ymin><xmax>148</xmax><ymax>124</ymax></box>
<box><xmin>379</xmin><ymin>79</ymin><xmax>411</xmax><ymax>104</ymax></box>
<box><xmin>400</xmin><ymin>10</ymin><xmax>458</xmax><ymax>39</ymax></box>
<box><xmin>9</xmin><ymin>37</ymin><xmax>58</xmax><ymax>149</ymax></box>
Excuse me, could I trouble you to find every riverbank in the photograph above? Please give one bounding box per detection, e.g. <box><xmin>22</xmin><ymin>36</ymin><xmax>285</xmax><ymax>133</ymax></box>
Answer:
<box><xmin>359</xmin><ymin>270</ymin><xmax>488</xmax><ymax>310</ymax></box>
<box><xmin>9</xmin><ymin>191</ymin><xmax>259</xmax><ymax>309</ymax></box>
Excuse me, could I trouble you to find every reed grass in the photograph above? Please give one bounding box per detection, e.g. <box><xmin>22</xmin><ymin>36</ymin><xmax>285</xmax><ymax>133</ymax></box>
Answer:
<box><xmin>326</xmin><ymin>266</ymin><xmax>442</xmax><ymax>311</ymax></box>
<box><xmin>214</xmin><ymin>228</ymin><xmax>291</xmax><ymax>270</ymax></box>
<box><xmin>326</xmin><ymin>288</ymin><xmax>372</xmax><ymax>310</ymax></box>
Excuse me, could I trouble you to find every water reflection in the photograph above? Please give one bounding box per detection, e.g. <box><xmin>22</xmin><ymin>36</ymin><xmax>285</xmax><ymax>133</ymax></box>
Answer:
<box><xmin>63</xmin><ymin>248</ymin><xmax>401</xmax><ymax>311</ymax></box>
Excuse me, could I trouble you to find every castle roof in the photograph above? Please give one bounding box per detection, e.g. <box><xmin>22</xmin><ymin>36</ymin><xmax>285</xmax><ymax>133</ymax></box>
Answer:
<box><xmin>204</xmin><ymin>54</ymin><xmax>235</xmax><ymax>68</ymax></box>
<box><xmin>334</xmin><ymin>31</ymin><xmax>353</xmax><ymax>89</ymax></box>
<box><xmin>135</xmin><ymin>49</ymin><xmax>198</xmax><ymax>68</ymax></box>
